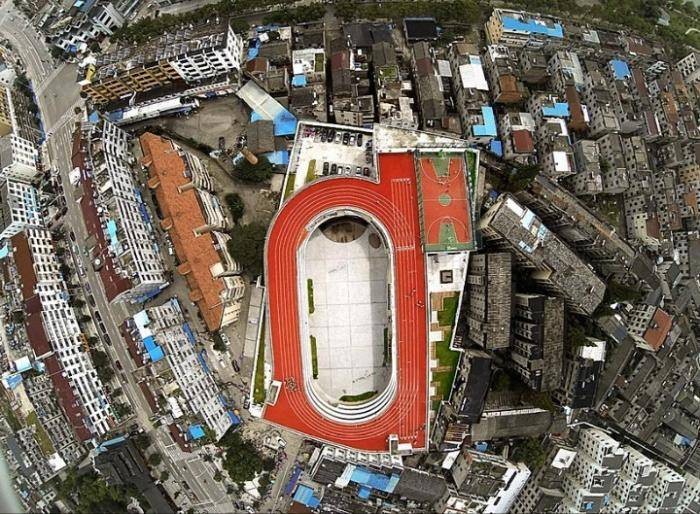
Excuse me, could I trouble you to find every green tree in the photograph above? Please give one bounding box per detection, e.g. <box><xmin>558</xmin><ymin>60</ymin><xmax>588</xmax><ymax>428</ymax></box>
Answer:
<box><xmin>233</xmin><ymin>155</ymin><xmax>274</xmax><ymax>183</ymax></box>
<box><xmin>227</xmin><ymin>222</ymin><xmax>268</xmax><ymax>277</ymax></box>
<box><xmin>57</xmin><ymin>471</ymin><xmax>134</xmax><ymax>514</ymax></box>
<box><xmin>133</xmin><ymin>432</ymin><xmax>151</xmax><ymax>451</ymax></box>
<box><xmin>148</xmin><ymin>452</ymin><xmax>163</xmax><ymax>467</ymax></box>
<box><xmin>160</xmin><ymin>470</ymin><xmax>170</xmax><ymax>482</ymax></box>
<box><xmin>220</xmin><ymin>430</ymin><xmax>265</xmax><ymax>485</ymax></box>
<box><xmin>511</xmin><ymin>437</ymin><xmax>547</xmax><ymax>469</ymax></box>
<box><xmin>224</xmin><ymin>193</ymin><xmax>245</xmax><ymax>224</ymax></box>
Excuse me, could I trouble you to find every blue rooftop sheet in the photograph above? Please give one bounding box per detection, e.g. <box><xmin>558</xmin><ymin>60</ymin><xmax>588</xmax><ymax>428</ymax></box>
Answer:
<box><xmin>143</xmin><ymin>335</ymin><xmax>165</xmax><ymax>362</ymax></box>
<box><xmin>542</xmin><ymin>102</ymin><xmax>569</xmax><ymax>118</ymax></box>
<box><xmin>292</xmin><ymin>74</ymin><xmax>307</xmax><ymax>87</ymax></box>
<box><xmin>473</xmin><ymin>106</ymin><xmax>497</xmax><ymax>137</ymax></box>
<box><xmin>88</xmin><ymin>111</ymin><xmax>100</xmax><ymax>123</ymax></box>
<box><xmin>4</xmin><ymin>373</ymin><xmax>22</xmax><ymax>390</ymax></box>
<box><xmin>490</xmin><ymin>140</ymin><xmax>503</xmax><ymax>157</ymax></box>
<box><xmin>0</xmin><ymin>243</ymin><xmax>8</xmax><ymax>259</ymax></box>
<box><xmin>262</xmin><ymin>150</ymin><xmax>289</xmax><ymax>166</ymax></box>
<box><xmin>358</xmin><ymin>486</ymin><xmax>371</xmax><ymax>500</ymax></box>
<box><xmin>247</xmin><ymin>46</ymin><xmax>259</xmax><ymax>61</ymax></box>
<box><xmin>106</xmin><ymin>219</ymin><xmax>119</xmax><ymax>248</ymax></box>
<box><xmin>188</xmin><ymin>424</ymin><xmax>205</xmax><ymax>439</ymax></box>
<box><xmin>611</xmin><ymin>59</ymin><xmax>631</xmax><ymax>79</ymax></box>
<box><xmin>350</xmin><ymin>466</ymin><xmax>399</xmax><ymax>493</ymax></box>
<box><xmin>182</xmin><ymin>323</ymin><xmax>196</xmax><ymax>345</ymax></box>
<box><xmin>228</xmin><ymin>411</ymin><xmax>241</xmax><ymax>425</ymax></box>
<box><xmin>198</xmin><ymin>350</ymin><xmax>211</xmax><ymax>374</ymax></box>
<box><xmin>284</xmin><ymin>465</ymin><xmax>302</xmax><ymax>496</ymax></box>
<box><xmin>502</xmin><ymin>15</ymin><xmax>563</xmax><ymax>38</ymax></box>
<box><xmin>273</xmin><ymin>110</ymin><xmax>297</xmax><ymax>136</ymax></box>
<box><xmin>293</xmin><ymin>485</ymin><xmax>321</xmax><ymax>508</ymax></box>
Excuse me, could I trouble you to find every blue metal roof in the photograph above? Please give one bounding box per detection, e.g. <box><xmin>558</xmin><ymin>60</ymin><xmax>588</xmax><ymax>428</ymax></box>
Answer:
<box><xmin>358</xmin><ymin>486</ymin><xmax>371</xmax><ymax>500</ymax></box>
<box><xmin>182</xmin><ymin>323</ymin><xmax>196</xmax><ymax>345</ymax></box>
<box><xmin>473</xmin><ymin>106</ymin><xmax>497</xmax><ymax>137</ymax></box>
<box><xmin>542</xmin><ymin>102</ymin><xmax>570</xmax><ymax>118</ymax></box>
<box><xmin>349</xmin><ymin>466</ymin><xmax>399</xmax><ymax>494</ymax></box>
<box><xmin>197</xmin><ymin>350</ymin><xmax>211</xmax><ymax>374</ymax></box>
<box><xmin>502</xmin><ymin>15</ymin><xmax>563</xmax><ymax>38</ymax></box>
<box><xmin>611</xmin><ymin>59</ymin><xmax>631</xmax><ymax>80</ymax></box>
<box><xmin>143</xmin><ymin>335</ymin><xmax>165</xmax><ymax>362</ymax></box>
<box><xmin>489</xmin><ymin>140</ymin><xmax>503</xmax><ymax>157</ymax></box>
<box><xmin>0</xmin><ymin>243</ymin><xmax>9</xmax><ymax>259</ymax></box>
<box><xmin>262</xmin><ymin>150</ymin><xmax>289</xmax><ymax>166</ymax></box>
<box><xmin>293</xmin><ymin>485</ymin><xmax>321</xmax><ymax>508</ymax></box>
<box><xmin>291</xmin><ymin>74</ymin><xmax>307</xmax><ymax>87</ymax></box>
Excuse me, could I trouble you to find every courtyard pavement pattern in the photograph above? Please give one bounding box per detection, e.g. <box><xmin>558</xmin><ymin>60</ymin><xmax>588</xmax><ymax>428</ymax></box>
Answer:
<box><xmin>264</xmin><ymin>152</ymin><xmax>428</xmax><ymax>451</ymax></box>
<box><xmin>305</xmin><ymin>228</ymin><xmax>390</xmax><ymax>399</ymax></box>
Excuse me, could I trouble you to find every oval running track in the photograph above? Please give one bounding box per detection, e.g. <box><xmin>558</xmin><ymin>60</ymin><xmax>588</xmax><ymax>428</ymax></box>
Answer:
<box><xmin>263</xmin><ymin>152</ymin><xmax>429</xmax><ymax>452</ymax></box>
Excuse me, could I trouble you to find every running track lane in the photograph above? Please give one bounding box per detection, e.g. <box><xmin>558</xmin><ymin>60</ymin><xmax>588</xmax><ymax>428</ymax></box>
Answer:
<box><xmin>263</xmin><ymin>152</ymin><xmax>428</xmax><ymax>451</ymax></box>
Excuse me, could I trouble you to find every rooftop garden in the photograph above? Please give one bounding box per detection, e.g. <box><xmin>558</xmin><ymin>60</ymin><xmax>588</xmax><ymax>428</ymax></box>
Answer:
<box><xmin>431</xmin><ymin>294</ymin><xmax>461</xmax><ymax>411</ymax></box>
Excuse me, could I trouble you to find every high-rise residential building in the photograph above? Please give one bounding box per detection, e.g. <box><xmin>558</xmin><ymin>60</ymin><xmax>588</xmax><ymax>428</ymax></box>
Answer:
<box><xmin>464</xmin><ymin>252</ymin><xmax>512</xmax><ymax>349</ymax></box>
<box><xmin>485</xmin><ymin>9</ymin><xmax>564</xmax><ymax>48</ymax></box>
<box><xmin>437</xmin><ymin>449</ymin><xmax>531</xmax><ymax>513</ymax></box>
<box><xmin>0</xmin><ymin>134</ymin><xmax>38</xmax><ymax>183</ymax></box>
<box><xmin>0</xmin><ymin>180</ymin><xmax>41</xmax><ymax>240</ymax></box>
<box><xmin>510</xmin><ymin>293</ymin><xmax>564</xmax><ymax>392</ymax></box>
<box><xmin>515</xmin><ymin>428</ymin><xmax>700</xmax><ymax>514</ymax></box>
<box><xmin>479</xmin><ymin>194</ymin><xmax>606</xmax><ymax>316</ymax></box>
<box><xmin>80</xmin><ymin>18</ymin><xmax>244</xmax><ymax>104</ymax></box>
<box><xmin>12</xmin><ymin>228</ymin><xmax>113</xmax><ymax>439</ymax></box>
<box><xmin>140</xmin><ymin>132</ymin><xmax>245</xmax><ymax>331</ymax></box>
<box><xmin>555</xmin><ymin>338</ymin><xmax>606</xmax><ymax>409</ymax></box>
<box><xmin>73</xmin><ymin>119</ymin><xmax>168</xmax><ymax>303</ymax></box>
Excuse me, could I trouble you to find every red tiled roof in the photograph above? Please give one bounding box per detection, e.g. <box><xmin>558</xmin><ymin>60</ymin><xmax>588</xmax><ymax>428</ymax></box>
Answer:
<box><xmin>122</xmin><ymin>322</ymin><xmax>145</xmax><ymax>367</ymax></box>
<box><xmin>565</xmin><ymin>86</ymin><xmax>588</xmax><ymax>132</ymax></box>
<box><xmin>512</xmin><ymin>129</ymin><xmax>534</xmax><ymax>153</ymax></box>
<box><xmin>72</xmin><ymin>130</ymin><xmax>132</xmax><ymax>301</ymax></box>
<box><xmin>25</xmin><ymin>309</ymin><xmax>51</xmax><ymax>356</ymax></box>
<box><xmin>44</xmin><ymin>356</ymin><xmax>92</xmax><ymax>441</ymax></box>
<box><xmin>643</xmin><ymin>308</ymin><xmax>672</xmax><ymax>351</ymax></box>
<box><xmin>139</xmin><ymin>133</ymin><xmax>225</xmax><ymax>332</ymax></box>
<box><xmin>11</xmin><ymin>233</ymin><xmax>36</xmax><ymax>301</ymax></box>
<box><xmin>138</xmin><ymin>380</ymin><xmax>157</xmax><ymax>413</ymax></box>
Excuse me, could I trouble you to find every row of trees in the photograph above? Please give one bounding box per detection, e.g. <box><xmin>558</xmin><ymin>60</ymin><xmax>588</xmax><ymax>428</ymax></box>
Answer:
<box><xmin>334</xmin><ymin>0</ymin><xmax>479</xmax><ymax>23</ymax></box>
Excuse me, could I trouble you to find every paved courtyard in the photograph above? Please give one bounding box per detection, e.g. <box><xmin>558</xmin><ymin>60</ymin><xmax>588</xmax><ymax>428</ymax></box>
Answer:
<box><xmin>304</xmin><ymin>223</ymin><xmax>390</xmax><ymax>400</ymax></box>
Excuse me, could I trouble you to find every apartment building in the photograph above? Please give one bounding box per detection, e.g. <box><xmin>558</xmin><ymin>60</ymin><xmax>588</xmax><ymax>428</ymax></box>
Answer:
<box><xmin>479</xmin><ymin>194</ymin><xmax>606</xmax><ymax>316</ymax></box>
<box><xmin>438</xmin><ymin>449</ymin><xmax>531</xmax><ymax>513</ymax></box>
<box><xmin>132</xmin><ymin>299</ymin><xmax>234</xmax><ymax>440</ymax></box>
<box><xmin>567</xmin><ymin>139</ymin><xmax>603</xmax><ymax>196</ymax></box>
<box><xmin>485</xmin><ymin>8</ymin><xmax>564</xmax><ymax>48</ymax></box>
<box><xmin>141</xmin><ymin>132</ymin><xmax>245</xmax><ymax>331</ymax></box>
<box><xmin>73</xmin><ymin>120</ymin><xmax>168</xmax><ymax>303</ymax></box>
<box><xmin>412</xmin><ymin>41</ymin><xmax>447</xmax><ymax>130</ymax></box>
<box><xmin>0</xmin><ymin>134</ymin><xmax>38</xmax><ymax>183</ymax></box>
<box><xmin>448</xmin><ymin>43</ymin><xmax>493</xmax><ymax>140</ymax></box>
<box><xmin>0</xmin><ymin>180</ymin><xmax>41</xmax><ymax>240</ymax></box>
<box><xmin>580</xmin><ymin>67</ymin><xmax>621</xmax><ymax>137</ymax></box>
<box><xmin>52</xmin><ymin>1</ymin><xmax>125</xmax><ymax>54</ymax></box>
<box><xmin>13</xmin><ymin>228</ymin><xmax>112</xmax><ymax>439</ymax></box>
<box><xmin>464</xmin><ymin>252</ymin><xmax>512</xmax><ymax>350</ymax></box>
<box><xmin>626</xmin><ymin>303</ymin><xmax>673</xmax><ymax>352</ymax></box>
<box><xmin>555</xmin><ymin>338</ymin><xmax>606</xmax><ymax>409</ymax></box>
<box><xmin>482</xmin><ymin>45</ymin><xmax>526</xmax><ymax>104</ymax></box>
<box><xmin>596</xmin><ymin>133</ymin><xmax>630</xmax><ymax>194</ymax></box>
<box><xmin>516</xmin><ymin>428</ymin><xmax>700</xmax><ymax>513</ymax></box>
<box><xmin>499</xmin><ymin>111</ymin><xmax>535</xmax><ymax>165</ymax></box>
<box><xmin>676</xmin><ymin>51</ymin><xmax>700</xmax><ymax>85</ymax></box>
<box><xmin>80</xmin><ymin>18</ymin><xmax>243</xmax><ymax>104</ymax></box>
<box><xmin>547</xmin><ymin>50</ymin><xmax>585</xmax><ymax>93</ymax></box>
<box><xmin>527</xmin><ymin>94</ymin><xmax>575</xmax><ymax>178</ymax></box>
<box><xmin>0</xmin><ymin>86</ymin><xmax>15</xmax><ymax>137</ymax></box>
<box><xmin>510</xmin><ymin>293</ymin><xmax>564</xmax><ymax>392</ymax></box>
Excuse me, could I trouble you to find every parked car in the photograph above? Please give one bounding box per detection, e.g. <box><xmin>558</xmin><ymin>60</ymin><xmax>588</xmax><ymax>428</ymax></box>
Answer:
<box><xmin>115</xmin><ymin>360</ymin><xmax>123</xmax><ymax>371</ymax></box>
<box><xmin>103</xmin><ymin>334</ymin><xmax>112</xmax><ymax>346</ymax></box>
<box><xmin>330</xmin><ymin>163</ymin><xmax>337</xmax><ymax>174</ymax></box>
<box><xmin>232</xmin><ymin>360</ymin><xmax>240</xmax><ymax>373</ymax></box>
<box><xmin>363</xmin><ymin>167</ymin><xmax>370</xmax><ymax>176</ymax></box>
<box><xmin>345</xmin><ymin>166</ymin><xmax>351</xmax><ymax>175</ymax></box>
<box><xmin>342</xmin><ymin>132</ymin><xmax>350</xmax><ymax>145</ymax></box>
<box><xmin>335</xmin><ymin>132</ymin><xmax>341</xmax><ymax>143</ymax></box>
<box><xmin>349</xmin><ymin>133</ymin><xmax>356</xmax><ymax>145</ymax></box>
<box><xmin>356</xmin><ymin>166</ymin><xmax>362</xmax><ymax>174</ymax></box>
<box><xmin>357</xmin><ymin>134</ymin><xmax>363</xmax><ymax>146</ymax></box>
<box><xmin>323</xmin><ymin>161</ymin><xmax>330</xmax><ymax>175</ymax></box>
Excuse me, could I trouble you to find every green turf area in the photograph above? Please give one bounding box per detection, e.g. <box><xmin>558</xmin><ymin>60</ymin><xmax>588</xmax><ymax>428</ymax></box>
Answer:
<box><xmin>283</xmin><ymin>173</ymin><xmax>297</xmax><ymax>200</ymax></box>
<box><xmin>340</xmin><ymin>390</ymin><xmax>377</xmax><ymax>402</ymax></box>
<box><xmin>466</xmin><ymin>150</ymin><xmax>477</xmax><ymax>190</ymax></box>
<box><xmin>253</xmin><ymin>319</ymin><xmax>267</xmax><ymax>405</ymax></box>
<box><xmin>432</xmin><ymin>295</ymin><xmax>460</xmax><ymax>408</ymax></box>
<box><xmin>310</xmin><ymin>335</ymin><xmax>319</xmax><ymax>379</ymax></box>
<box><xmin>314</xmin><ymin>52</ymin><xmax>325</xmax><ymax>72</ymax></box>
<box><xmin>307</xmin><ymin>279</ymin><xmax>315</xmax><ymax>314</ymax></box>
<box><xmin>27</xmin><ymin>411</ymin><xmax>54</xmax><ymax>455</ymax></box>
<box><xmin>305</xmin><ymin>159</ymin><xmax>316</xmax><ymax>183</ymax></box>
<box><xmin>439</xmin><ymin>221</ymin><xmax>458</xmax><ymax>246</ymax></box>
<box><xmin>430</xmin><ymin>153</ymin><xmax>451</xmax><ymax>177</ymax></box>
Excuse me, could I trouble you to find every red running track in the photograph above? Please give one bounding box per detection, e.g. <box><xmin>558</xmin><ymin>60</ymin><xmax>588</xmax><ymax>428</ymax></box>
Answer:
<box><xmin>263</xmin><ymin>152</ymin><xmax>428</xmax><ymax>451</ymax></box>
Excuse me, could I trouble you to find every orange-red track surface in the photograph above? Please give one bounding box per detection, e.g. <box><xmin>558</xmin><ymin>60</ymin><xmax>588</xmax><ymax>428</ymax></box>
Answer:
<box><xmin>263</xmin><ymin>152</ymin><xmax>428</xmax><ymax>451</ymax></box>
